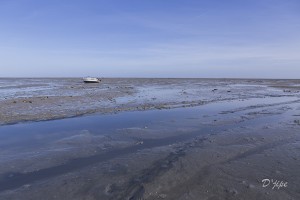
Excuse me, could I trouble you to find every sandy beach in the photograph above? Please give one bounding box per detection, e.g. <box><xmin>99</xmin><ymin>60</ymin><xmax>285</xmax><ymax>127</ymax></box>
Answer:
<box><xmin>0</xmin><ymin>78</ymin><xmax>299</xmax><ymax>200</ymax></box>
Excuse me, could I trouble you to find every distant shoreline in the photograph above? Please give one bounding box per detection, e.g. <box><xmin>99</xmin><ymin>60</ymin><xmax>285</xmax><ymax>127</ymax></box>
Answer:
<box><xmin>0</xmin><ymin>77</ymin><xmax>299</xmax><ymax>80</ymax></box>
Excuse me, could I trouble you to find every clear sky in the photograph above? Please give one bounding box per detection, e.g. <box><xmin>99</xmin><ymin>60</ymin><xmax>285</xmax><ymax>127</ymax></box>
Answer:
<box><xmin>0</xmin><ymin>0</ymin><xmax>299</xmax><ymax>78</ymax></box>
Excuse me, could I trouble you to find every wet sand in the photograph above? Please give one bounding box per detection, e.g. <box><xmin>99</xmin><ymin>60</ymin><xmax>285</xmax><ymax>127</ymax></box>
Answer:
<box><xmin>1</xmin><ymin>78</ymin><xmax>299</xmax><ymax>125</ymax></box>
<box><xmin>0</xmin><ymin>78</ymin><xmax>299</xmax><ymax>200</ymax></box>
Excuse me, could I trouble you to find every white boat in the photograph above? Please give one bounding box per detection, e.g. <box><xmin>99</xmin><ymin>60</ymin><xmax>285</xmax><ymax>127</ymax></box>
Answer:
<box><xmin>83</xmin><ymin>77</ymin><xmax>101</xmax><ymax>83</ymax></box>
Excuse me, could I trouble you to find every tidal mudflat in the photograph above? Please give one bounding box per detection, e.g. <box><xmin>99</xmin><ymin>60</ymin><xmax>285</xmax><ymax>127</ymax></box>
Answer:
<box><xmin>0</xmin><ymin>78</ymin><xmax>299</xmax><ymax>200</ymax></box>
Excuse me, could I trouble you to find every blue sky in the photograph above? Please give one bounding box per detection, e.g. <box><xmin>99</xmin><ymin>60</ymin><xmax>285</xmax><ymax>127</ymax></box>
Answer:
<box><xmin>0</xmin><ymin>0</ymin><xmax>299</xmax><ymax>78</ymax></box>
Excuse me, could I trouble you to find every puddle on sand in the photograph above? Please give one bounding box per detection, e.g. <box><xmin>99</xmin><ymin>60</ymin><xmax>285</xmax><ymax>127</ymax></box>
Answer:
<box><xmin>0</xmin><ymin>96</ymin><xmax>299</xmax><ymax>192</ymax></box>
<box><xmin>0</xmin><ymin>96</ymin><xmax>298</xmax><ymax>148</ymax></box>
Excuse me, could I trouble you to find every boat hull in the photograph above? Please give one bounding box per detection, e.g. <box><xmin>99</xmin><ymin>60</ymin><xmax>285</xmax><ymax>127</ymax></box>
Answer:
<box><xmin>83</xmin><ymin>78</ymin><xmax>101</xmax><ymax>83</ymax></box>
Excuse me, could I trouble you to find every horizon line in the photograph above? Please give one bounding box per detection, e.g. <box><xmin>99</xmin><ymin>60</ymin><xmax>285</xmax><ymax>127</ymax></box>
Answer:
<box><xmin>0</xmin><ymin>77</ymin><xmax>299</xmax><ymax>80</ymax></box>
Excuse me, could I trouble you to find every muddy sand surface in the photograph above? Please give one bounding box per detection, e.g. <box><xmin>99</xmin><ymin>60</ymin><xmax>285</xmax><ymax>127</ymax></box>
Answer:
<box><xmin>0</xmin><ymin>78</ymin><xmax>299</xmax><ymax>200</ymax></box>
